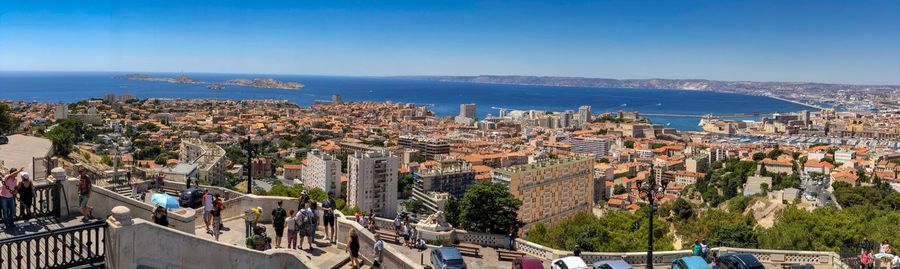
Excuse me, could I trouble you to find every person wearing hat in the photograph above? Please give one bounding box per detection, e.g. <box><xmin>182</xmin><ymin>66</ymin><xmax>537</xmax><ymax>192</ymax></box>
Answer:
<box><xmin>17</xmin><ymin>172</ymin><xmax>35</xmax><ymax>222</ymax></box>
<box><xmin>2</xmin><ymin>167</ymin><xmax>24</xmax><ymax>231</ymax></box>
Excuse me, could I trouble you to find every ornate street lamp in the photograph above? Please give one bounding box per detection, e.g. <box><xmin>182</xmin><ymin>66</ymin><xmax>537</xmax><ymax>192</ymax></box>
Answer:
<box><xmin>637</xmin><ymin>166</ymin><xmax>670</xmax><ymax>269</ymax></box>
<box><xmin>241</xmin><ymin>136</ymin><xmax>257</xmax><ymax>194</ymax></box>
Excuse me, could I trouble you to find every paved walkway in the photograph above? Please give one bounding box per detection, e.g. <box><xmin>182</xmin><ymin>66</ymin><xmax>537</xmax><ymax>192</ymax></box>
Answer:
<box><xmin>194</xmin><ymin>218</ymin><xmax>348</xmax><ymax>269</ymax></box>
<box><xmin>0</xmin><ymin>215</ymin><xmax>97</xmax><ymax>239</ymax></box>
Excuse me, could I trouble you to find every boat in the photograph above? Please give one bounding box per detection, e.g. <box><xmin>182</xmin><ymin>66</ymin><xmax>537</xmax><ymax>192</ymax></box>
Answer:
<box><xmin>207</xmin><ymin>83</ymin><xmax>225</xmax><ymax>90</ymax></box>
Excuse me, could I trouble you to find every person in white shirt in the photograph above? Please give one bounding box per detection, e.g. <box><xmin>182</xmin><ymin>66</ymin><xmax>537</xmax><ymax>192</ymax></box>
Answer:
<box><xmin>202</xmin><ymin>189</ymin><xmax>213</xmax><ymax>233</ymax></box>
<box><xmin>286</xmin><ymin>210</ymin><xmax>298</xmax><ymax>249</ymax></box>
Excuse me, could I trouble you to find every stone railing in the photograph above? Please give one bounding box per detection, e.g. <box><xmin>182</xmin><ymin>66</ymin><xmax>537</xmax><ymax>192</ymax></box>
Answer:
<box><xmin>89</xmin><ymin>181</ymin><xmax>198</xmax><ymax>233</ymax></box>
<box><xmin>336</xmin><ymin>214</ymin><xmax>422</xmax><ymax>269</ymax></box>
<box><xmin>514</xmin><ymin>238</ymin><xmax>851</xmax><ymax>268</ymax></box>
<box><xmin>105</xmin><ymin>206</ymin><xmax>312</xmax><ymax>269</ymax></box>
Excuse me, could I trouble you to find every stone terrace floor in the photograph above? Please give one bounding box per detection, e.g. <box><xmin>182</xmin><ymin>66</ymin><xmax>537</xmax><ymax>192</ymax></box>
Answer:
<box><xmin>0</xmin><ymin>215</ymin><xmax>99</xmax><ymax>240</ymax></box>
<box><xmin>194</xmin><ymin>218</ymin><xmax>349</xmax><ymax>269</ymax></box>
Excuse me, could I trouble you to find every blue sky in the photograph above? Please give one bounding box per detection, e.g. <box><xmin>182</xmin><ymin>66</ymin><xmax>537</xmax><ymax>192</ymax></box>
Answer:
<box><xmin>1</xmin><ymin>0</ymin><xmax>898</xmax><ymax>84</ymax></box>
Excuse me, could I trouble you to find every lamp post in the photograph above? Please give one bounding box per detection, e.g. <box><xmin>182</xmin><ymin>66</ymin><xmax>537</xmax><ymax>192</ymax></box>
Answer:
<box><xmin>241</xmin><ymin>136</ymin><xmax>256</xmax><ymax>194</ymax></box>
<box><xmin>638</xmin><ymin>167</ymin><xmax>669</xmax><ymax>269</ymax></box>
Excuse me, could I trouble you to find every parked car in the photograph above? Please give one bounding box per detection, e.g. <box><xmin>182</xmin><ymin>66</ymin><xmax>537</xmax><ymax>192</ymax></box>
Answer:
<box><xmin>716</xmin><ymin>253</ymin><xmax>764</xmax><ymax>269</ymax></box>
<box><xmin>0</xmin><ymin>135</ymin><xmax>7</xmax><ymax>145</ymax></box>
<box><xmin>672</xmin><ymin>256</ymin><xmax>710</xmax><ymax>269</ymax></box>
<box><xmin>552</xmin><ymin>256</ymin><xmax>589</xmax><ymax>269</ymax></box>
<box><xmin>431</xmin><ymin>247</ymin><xmax>467</xmax><ymax>269</ymax></box>
<box><xmin>179</xmin><ymin>187</ymin><xmax>203</xmax><ymax>208</ymax></box>
<box><xmin>513</xmin><ymin>257</ymin><xmax>544</xmax><ymax>269</ymax></box>
<box><xmin>594</xmin><ymin>259</ymin><xmax>632</xmax><ymax>269</ymax></box>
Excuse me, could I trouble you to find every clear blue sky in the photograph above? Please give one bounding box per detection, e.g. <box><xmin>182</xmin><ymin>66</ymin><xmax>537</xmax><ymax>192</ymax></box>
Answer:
<box><xmin>1</xmin><ymin>0</ymin><xmax>898</xmax><ymax>84</ymax></box>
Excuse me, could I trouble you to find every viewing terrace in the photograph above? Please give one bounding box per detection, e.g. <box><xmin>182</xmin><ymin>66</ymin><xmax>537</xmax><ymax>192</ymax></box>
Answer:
<box><xmin>0</xmin><ymin>165</ymin><xmax>859</xmax><ymax>269</ymax></box>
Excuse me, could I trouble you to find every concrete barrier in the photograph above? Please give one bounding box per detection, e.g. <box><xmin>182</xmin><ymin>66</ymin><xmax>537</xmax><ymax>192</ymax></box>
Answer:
<box><xmin>105</xmin><ymin>206</ymin><xmax>311</xmax><ymax>269</ymax></box>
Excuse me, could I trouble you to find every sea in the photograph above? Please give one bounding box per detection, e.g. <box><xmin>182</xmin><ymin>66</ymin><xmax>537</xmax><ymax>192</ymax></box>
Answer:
<box><xmin>0</xmin><ymin>71</ymin><xmax>810</xmax><ymax>131</ymax></box>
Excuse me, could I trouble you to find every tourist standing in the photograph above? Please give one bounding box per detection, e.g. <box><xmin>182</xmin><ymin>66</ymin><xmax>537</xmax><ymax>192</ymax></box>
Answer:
<box><xmin>507</xmin><ymin>225</ymin><xmax>516</xmax><ymax>250</ymax></box>
<box><xmin>77</xmin><ymin>170</ymin><xmax>94</xmax><ymax>221</ymax></box>
<box><xmin>211</xmin><ymin>194</ymin><xmax>224</xmax><ymax>241</ymax></box>
<box><xmin>16</xmin><ymin>172</ymin><xmax>34</xmax><ymax>222</ymax></box>
<box><xmin>401</xmin><ymin>221</ymin><xmax>410</xmax><ymax>246</ymax></box>
<box><xmin>346</xmin><ymin>229</ymin><xmax>361</xmax><ymax>269</ymax></box>
<box><xmin>286</xmin><ymin>209</ymin><xmax>298</xmax><ymax>249</ymax></box>
<box><xmin>861</xmin><ymin>249</ymin><xmax>873</xmax><ymax>269</ymax></box>
<box><xmin>271</xmin><ymin>201</ymin><xmax>288</xmax><ymax>248</ymax></box>
<box><xmin>692</xmin><ymin>240</ymin><xmax>702</xmax><ymax>256</ymax></box>
<box><xmin>393</xmin><ymin>215</ymin><xmax>402</xmax><ymax>233</ymax></box>
<box><xmin>152</xmin><ymin>205</ymin><xmax>169</xmax><ymax>227</ymax></box>
<box><xmin>155</xmin><ymin>173</ymin><xmax>164</xmax><ymax>192</ymax></box>
<box><xmin>701</xmin><ymin>239</ymin><xmax>710</xmax><ymax>260</ymax></box>
<box><xmin>862</xmin><ymin>236</ymin><xmax>874</xmax><ymax>255</ymax></box>
<box><xmin>373</xmin><ymin>233</ymin><xmax>385</xmax><ymax>268</ymax></box>
<box><xmin>243</xmin><ymin>207</ymin><xmax>256</xmax><ymax>238</ymax></box>
<box><xmin>409</xmin><ymin>225</ymin><xmax>418</xmax><ymax>249</ymax></box>
<box><xmin>305</xmin><ymin>202</ymin><xmax>319</xmax><ymax>250</ymax></box>
<box><xmin>1</xmin><ymin>168</ymin><xmax>22</xmax><ymax>231</ymax></box>
<box><xmin>202</xmin><ymin>189</ymin><xmax>213</xmax><ymax>233</ymax></box>
<box><xmin>708</xmin><ymin>253</ymin><xmax>718</xmax><ymax>269</ymax></box>
<box><xmin>297</xmin><ymin>201</ymin><xmax>313</xmax><ymax>250</ymax></box>
<box><xmin>322</xmin><ymin>192</ymin><xmax>337</xmax><ymax>243</ymax></box>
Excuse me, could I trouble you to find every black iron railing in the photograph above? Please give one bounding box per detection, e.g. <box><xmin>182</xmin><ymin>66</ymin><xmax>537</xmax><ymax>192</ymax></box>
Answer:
<box><xmin>27</xmin><ymin>182</ymin><xmax>61</xmax><ymax>220</ymax></box>
<box><xmin>0</xmin><ymin>220</ymin><xmax>107</xmax><ymax>269</ymax></box>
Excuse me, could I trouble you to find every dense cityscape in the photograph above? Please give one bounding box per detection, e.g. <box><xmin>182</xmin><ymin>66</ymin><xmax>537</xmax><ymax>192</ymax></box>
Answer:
<box><xmin>2</xmin><ymin>1</ymin><xmax>899</xmax><ymax>269</ymax></box>
<box><xmin>0</xmin><ymin>87</ymin><xmax>898</xmax><ymax>268</ymax></box>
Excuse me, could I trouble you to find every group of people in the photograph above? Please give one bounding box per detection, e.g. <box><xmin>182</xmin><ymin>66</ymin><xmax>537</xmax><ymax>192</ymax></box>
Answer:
<box><xmin>692</xmin><ymin>239</ymin><xmax>718</xmax><ymax>269</ymax></box>
<box><xmin>1</xmin><ymin>167</ymin><xmax>35</xmax><ymax>231</ymax></box>
<box><xmin>860</xmin><ymin>237</ymin><xmax>897</xmax><ymax>269</ymax></box>
<box><xmin>241</xmin><ymin>191</ymin><xmax>341</xmax><ymax>252</ymax></box>
<box><xmin>393</xmin><ymin>215</ymin><xmax>426</xmax><ymax>250</ymax></box>
<box><xmin>200</xmin><ymin>190</ymin><xmax>225</xmax><ymax>240</ymax></box>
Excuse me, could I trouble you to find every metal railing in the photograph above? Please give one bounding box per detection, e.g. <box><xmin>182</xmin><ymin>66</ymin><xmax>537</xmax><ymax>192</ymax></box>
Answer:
<box><xmin>0</xmin><ymin>182</ymin><xmax>60</xmax><ymax>224</ymax></box>
<box><xmin>0</xmin><ymin>220</ymin><xmax>107</xmax><ymax>269</ymax></box>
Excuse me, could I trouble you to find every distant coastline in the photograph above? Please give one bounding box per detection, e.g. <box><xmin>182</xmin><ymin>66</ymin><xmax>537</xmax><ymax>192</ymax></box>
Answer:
<box><xmin>115</xmin><ymin>73</ymin><xmax>304</xmax><ymax>90</ymax></box>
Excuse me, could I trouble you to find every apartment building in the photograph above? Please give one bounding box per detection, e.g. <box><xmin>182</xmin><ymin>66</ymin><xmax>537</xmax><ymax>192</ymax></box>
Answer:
<box><xmin>302</xmin><ymin>149</ymin><xmax>342</xmax><ymax>196</ymax></box>
<box><xmin>348</xmin><ymin>150</ymin><xmax>400</xmax><ymax>218</ymax></box>
<box><xmin>492</xmin><ymin>155</ymin><xmax>594</xmax><ymax>232</ymax></box>
<box><xmin>398</xmin><ymin>135</ymin><xmax>450</xmax><ymax>160</ymax></box>
<box><xmin>179</xmin><ymin>138</ymin><xmax>226</xmax><ymax>185</ymax></box>
<box><xmin>569</xmin><ymin>136</ymin><xmax>611</xmax><ymax>159</ymax></box>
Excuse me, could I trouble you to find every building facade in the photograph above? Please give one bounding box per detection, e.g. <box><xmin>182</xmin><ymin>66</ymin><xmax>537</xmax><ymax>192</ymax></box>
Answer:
<box><xmin>179</xmin><ymin>138</ymin><xmax>226</xmax><ymax>185</ymax></box>
<box><xmin>348</xmin><ymin>150</ymin><xmax>400</xmax><ymax>218</ymax></box>
<box><xmin>302</xmin><ymin>149</ymin><xmax>343</xmax><ymax>196</ymax></box>
<box><xmin>397</xmin><ymin>135</ymin><xmax>450</xmax><ymax>160</ymax></box>
<box><xmin>492</xmin><ymin>155</ymin><xmax>594</xmax><ymax>232</ymax></box>
<box><xmin>570</xmin><ymin>136</ymin><xmax>611</xmax><ymax>159</ymax></box>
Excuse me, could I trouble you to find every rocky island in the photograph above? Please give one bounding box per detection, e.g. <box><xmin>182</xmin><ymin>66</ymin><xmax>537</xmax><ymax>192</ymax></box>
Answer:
<box><xmin>116</xmin><ymin>73</ymin><xmax>304</xmax><ymax>90</ymax></box>
<box><xmin>224</xmin><ymin>78</ymin><xmax>304</xmax><ymax>90</ymax></box>
<box><xmin>117</xmin><ymin>73</ymin><xmax>201</xmax><ymax>84</ymax></box>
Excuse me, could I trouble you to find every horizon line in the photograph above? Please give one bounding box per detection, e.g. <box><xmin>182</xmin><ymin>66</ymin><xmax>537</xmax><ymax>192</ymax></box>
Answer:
<box><xmin>2</xmin><ymin>69</ymin><xmax>898</xmax><ymax>87</ymax></box>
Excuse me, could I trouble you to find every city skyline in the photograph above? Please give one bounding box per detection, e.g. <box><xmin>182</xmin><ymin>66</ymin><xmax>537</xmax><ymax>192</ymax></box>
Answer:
<box><xmin>1</xmin><ymin>0</ymin><xmax>899</xmax><ymax>85</ymax></box>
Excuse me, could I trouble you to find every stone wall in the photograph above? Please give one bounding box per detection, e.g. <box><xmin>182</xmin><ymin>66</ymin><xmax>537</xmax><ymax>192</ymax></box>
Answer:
<box><xmin>335</xmin><ymin>214</ymin><xmax>422</xmax><ymax>269</ymax></box>
<box><xmin>89</xmin><ymin>183</ymin><xmax>198</xmax><ymax>234</ymax></box>
<box><xmin>105</xmin><ymin>207</ymin><xmax>310</xmax><ymax>269</ymax></box>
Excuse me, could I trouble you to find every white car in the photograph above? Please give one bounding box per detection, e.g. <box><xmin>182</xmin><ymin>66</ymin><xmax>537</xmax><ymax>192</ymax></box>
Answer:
<box><xmin>552</xmin><ymin>256</ymin><xmax>589</xmax><ymax>269</ymax></box>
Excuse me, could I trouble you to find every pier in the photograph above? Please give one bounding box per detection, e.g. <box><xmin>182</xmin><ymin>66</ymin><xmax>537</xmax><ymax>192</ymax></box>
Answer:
<box><xmin>642</xmin><ymin>112</ymin><xmax>783</xmax><ymax>118</ymax></box>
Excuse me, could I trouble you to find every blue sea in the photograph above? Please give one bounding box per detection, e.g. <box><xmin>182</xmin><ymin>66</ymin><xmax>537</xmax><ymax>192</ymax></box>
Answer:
<box><xmin>0</xmin><ymin>71</ymin><xmax>809</xmax><ymax>131</ymax></box>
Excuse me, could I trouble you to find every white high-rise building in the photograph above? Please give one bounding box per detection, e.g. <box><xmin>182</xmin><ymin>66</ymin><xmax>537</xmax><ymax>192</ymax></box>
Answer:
<box><xmin>459</xmin><ymin>103</ymin><xmax>476</xmax><ymax>119</ymax></box>
<box><xmin>54</xmin><ymin>102</ymin><xmax>68</xmax><ymax>121</ymax></box>
<box><xmin>570</xmin><ymin>136</ymin><xmax>611</xmax><ymax>159</ymax></box>
<box><xmin>348</xmin><ymin>150</ymin><xmax>400</xmax><ymax>218</ymax></box>
<box><xmin>302</xmin><ymin>149</ymin><xmax>342</xmax><ymax>196</ymax></box>
<box><xmin>578</xmin><ymin>105</ymin><xmax>592</xmax><ymax>124</ymax></box>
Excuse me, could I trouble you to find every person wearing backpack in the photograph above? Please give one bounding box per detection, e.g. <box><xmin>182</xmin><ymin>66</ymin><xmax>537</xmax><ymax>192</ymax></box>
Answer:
<box><xmin>296</xmin><ymin>201</ymin><xmax>312</xmax><ymax>250</ymax></box>
<box><xmin>77</xmin><ymin>170</ymin><xmax>94</xmax><ymax>222</ymax></box>
<box><xmin>271</xmin><ymin>201</ymin><xmax>287</xmax><ymax>248</ymax></box>
<box><xmin>305</xmin><ymin>202</ymin><xmax>319</xmax><ymax>251</ymax></box>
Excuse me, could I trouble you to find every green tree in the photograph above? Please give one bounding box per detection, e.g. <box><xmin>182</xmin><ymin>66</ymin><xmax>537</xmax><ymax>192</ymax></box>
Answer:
<box><xmin>613</xmin><ymin>184</ymin><xmax>627</xmax><ymax>195</ymax></box>
<box><xmin>444</xmin><ymin>196</ymin><xmax>461</xmax><ymax>228</ymax></box>
<box><xmin>669</xmin><ymin>198</ymin><xmax>694</xmax><ymax>222</ymax></box>
<box><xmin>46</xmin><ymin>125</ymin><xmax>77</xmax><ymax>156</ymax></box>
<box><xmin>0</xmin><ymin>104</ymin><xmax>20</xmax><ymax>134</ymax></box>
<box><xmin>457</xmin><ymin>182</ymin><xmax>523</xmax><ymax>234</ymax></box>
<box><xmin>525</xmin><ymin>211</ymin><xmax>673</xmax><ymax>252</ymax></box>
<box><xmin>752</xmin><ymin>152</ymin><xmax>766</xmax><ymax>161</ymax></box>
<box><xmin>624</xmin><ymin>140</ymin><xmax>635</xmax><ymax>149</ymax></box>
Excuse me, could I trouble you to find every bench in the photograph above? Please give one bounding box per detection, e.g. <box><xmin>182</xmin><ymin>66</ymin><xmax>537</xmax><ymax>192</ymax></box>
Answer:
<box><xmin>497</xmin><ymin>249</ymin><xmax>525</xmax><ymax>261</ymax></box>
<box><xmin>454</xmin><ymin>244</ymin><xmax>481</xmax><ymax>257</ymax></box>
<box><xmin>375</xmin><ymin>229</ymin><xmax>401</xmax><ymax>244</ymax></box>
